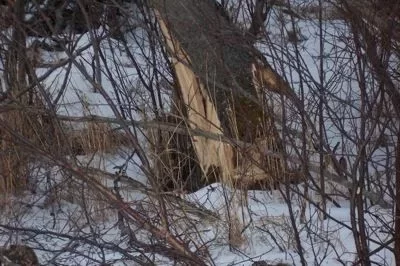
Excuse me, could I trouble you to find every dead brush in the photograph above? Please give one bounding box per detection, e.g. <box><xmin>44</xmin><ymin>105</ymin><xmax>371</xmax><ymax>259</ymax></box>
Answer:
<box><xmin>147</xmin><ymin>112</ymin><xmax>209</xmax><ymax>193</ymax></box>
<box><xmin>0</xmin><ymin>245</ymin><xmax>39</xmax><ymax>266</ymax></box>
<box><xmin>66</xmin><ymin>122</ymin><xmax>131</xmax><ymax>156</ymax></box>
<box><xmin>0</xmin><ymin>107</ymin><xmax>130</xmax><ymax>210</ymax></box>
<box><xmin>0</xmin><ymin>107</ymin><xmax>54</xmax><ymax>196</ymax></box>
<box><xmin>297</xmin><ymin>3</ymin><xmax>342</xmax><ymax>20</ymax></box>
<box><xmin>256</xmin><ymin>214</ymin><xmax>297</xmax><ymax>251</ymax></box>
<box><xmin>42</xmin><ymin>170</ymin><xmax>115</xmax><ymax>223</ymax></box>
<box><xmin>227</xmin><ymin>215</ymin><xmax>248</xmax><ymax>249</ymax></box>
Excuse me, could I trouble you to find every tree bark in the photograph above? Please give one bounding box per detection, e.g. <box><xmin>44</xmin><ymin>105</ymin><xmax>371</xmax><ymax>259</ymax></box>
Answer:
<box><xmin>150</xmin><ymin>0</ymin><xmax>278</xmax><ymax>142</ymax></box>
<box><xmin>151</xmin><ymin>0</ymin><xmax>297</xmax><ymax>191</ymax></box>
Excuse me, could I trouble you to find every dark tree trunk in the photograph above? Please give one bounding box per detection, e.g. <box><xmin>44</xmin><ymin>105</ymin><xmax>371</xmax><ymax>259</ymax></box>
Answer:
<box><xmin>151</xmin><ymin>0</ymin><xmax>277</xmax><ymax>143</ymax></box>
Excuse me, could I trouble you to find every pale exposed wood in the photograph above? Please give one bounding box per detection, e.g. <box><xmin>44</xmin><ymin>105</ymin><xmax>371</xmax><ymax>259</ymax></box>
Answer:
<box><xmin>251</xmin><ymin>61</ymin><xmax>294</xmax><ymax>98</ymax></box>
<box><xmin>155</xmin><ymin>11</ymin><xmax>235</xmax><ymax>182</ymax></box>
<box><xmin>151</xmin><ymin>0</ymin><xmax>302</xmax><ymax>190</ymax></box>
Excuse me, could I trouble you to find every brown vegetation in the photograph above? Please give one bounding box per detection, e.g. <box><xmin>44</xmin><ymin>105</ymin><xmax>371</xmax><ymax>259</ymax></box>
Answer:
<box><xmin>0</xmin><ymin>107</ymin><xmax>131</xmax><ymax>195</ymax></box>
<box><xmin>0</xmin><ymin>245</ymin><xmax>39</xmax><ymax>266</ymax></box>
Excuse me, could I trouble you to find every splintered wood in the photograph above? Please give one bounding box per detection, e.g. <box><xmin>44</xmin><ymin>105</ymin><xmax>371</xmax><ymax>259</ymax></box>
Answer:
<box><xmin>152</xmin><ymin>1</ymin><xmax>301</xmax><ymax>191</ymax></box>
<box><xmin>155</xmin><ymin>11</ymin><xmax>235</xmax><ymax>182</ymax></box>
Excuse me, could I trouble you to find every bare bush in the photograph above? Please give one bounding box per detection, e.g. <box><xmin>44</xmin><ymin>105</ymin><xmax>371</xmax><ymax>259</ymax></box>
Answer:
<box><xmin>0</xmin><ymin>0</ymin><xmax>398</xmax><ymax>265</ymax></box>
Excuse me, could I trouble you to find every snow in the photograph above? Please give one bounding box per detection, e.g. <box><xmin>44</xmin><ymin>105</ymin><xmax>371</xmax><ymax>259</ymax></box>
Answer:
<box><xmin>2</xmin><ymin>181</ymin><xmax>393</xmax><ymax>265</ymax></box>
<box><xmin>0</xmin><ymin>2</ymin><xmax>397</xmax><ymax>266</ymax></box>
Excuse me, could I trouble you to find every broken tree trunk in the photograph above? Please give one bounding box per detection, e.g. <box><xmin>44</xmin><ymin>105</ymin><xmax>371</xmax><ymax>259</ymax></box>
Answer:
<box><xmin>151</xmin><ymin>0</ymin><xmax>300</xmax><ymax>191</ymax></box>
<box><xmin>155</xmin><ymin>11</ymin><xmax>235</xmax><ymax>185</ymax></box>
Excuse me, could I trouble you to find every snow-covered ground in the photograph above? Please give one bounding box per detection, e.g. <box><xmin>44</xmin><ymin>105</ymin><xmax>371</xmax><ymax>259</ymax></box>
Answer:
<box><xmin>1</xmin><ymin>178</ymin><xmax>394</xmax><ymax>265</ymax></box>
<box><xmin>0</xmin><ymin>2</ymin><xmax>397</xmax><ymax>265</ymax></box>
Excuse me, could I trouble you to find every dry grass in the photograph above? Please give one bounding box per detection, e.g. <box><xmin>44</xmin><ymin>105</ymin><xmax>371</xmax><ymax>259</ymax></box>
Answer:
<box><xmin>0</xmin><ymin>245</ymin><xmax>39</xmax><ymax>266</ymax></box>
<box><xmin>149</xmin><ymin>111</ymin><xmax>304</xmax><ymax>193</ymax></box>
<box><xmin>43</xmin><ymin>122</ymin><xmax>131</xmax><ymax>217</ymax></box>
<box><xmin>227</xmin><ymin>215</ymin><xmax>248</xmax><ymax>249</ymax></box>
<box><xmin>293</xmin><ymin>3</ymin><xmax>342</xmax><ymax>21</ymax></box>
<box><xmin>148</xmin><ymin>112</ymin><xmax>209</xmax><ymax>193</ymax></box>
<box><xmin>66</xmin><ymin>122</ymin><xmax>131</xmax><ymax>156</ymax></box>
<box><xmin>0</xmin><ymin>109</ymin><xmax>47</xmax><ymax>195</ymax></box>
<box><xmin>0</xmin><ymin>104</ymin><xmax>131</xmax><ymax>199</ymax></box>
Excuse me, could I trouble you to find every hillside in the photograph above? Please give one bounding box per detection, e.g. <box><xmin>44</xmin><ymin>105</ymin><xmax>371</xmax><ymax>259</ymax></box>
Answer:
<box><xmin>0</xmin><ymin>1</ymin><xmax>399</xmax><ymax>265</ymax></box>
